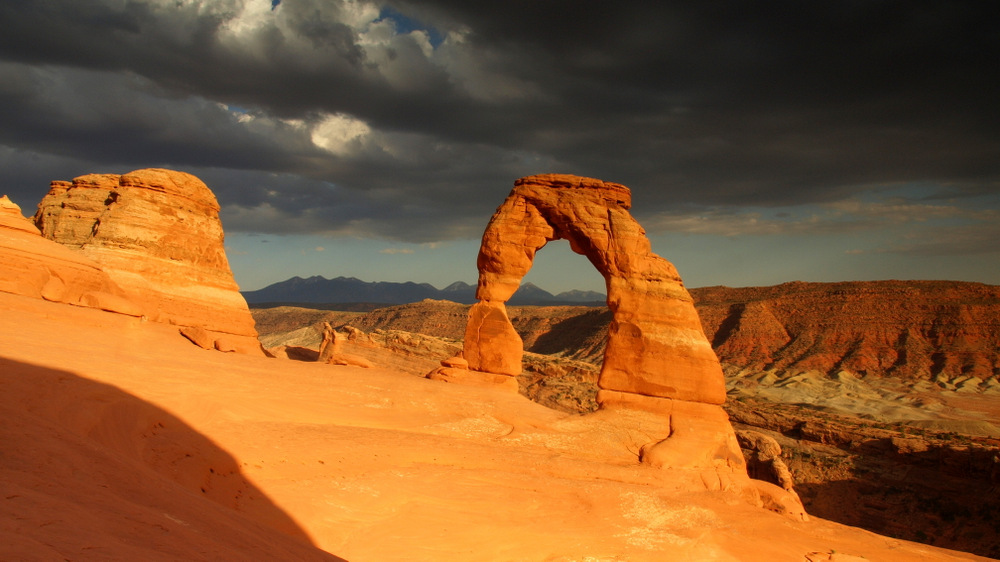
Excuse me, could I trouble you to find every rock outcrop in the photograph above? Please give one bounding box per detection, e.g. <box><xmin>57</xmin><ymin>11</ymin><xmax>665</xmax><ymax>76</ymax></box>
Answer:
<box><xmin>426</xmin><ymin>351</ymin><xmax>520</xmax><ymax>391</ymax></box>
<box><xmin>0</xmin><ymin>195</ymin><xmax>140</xmax><ymax>315</ymax></box>
<box><xmin>693</xmin><ymin>281</ymin><xmax>1000</xmax><ymax>386</ymax></box>
<box><xmin>456</xmin><ymin>174</ymin><xmax>748</xmax><ymax>478</ymax></box>
<box><xmin>317</xmin><ymin>322</ymin><xmax>373</xmax><ymax>368</ymax></box>
<box><xmin>255</xmin><ymin>293</ymin><xmax>1000</xmax><ymax>553</ymax></box>
<box><xmin>34</xmin><ymin>169</ymin><xmax>261</xmax><ymax>354</ymax></box>
<box><xmin>468</xmin><ymin>175</ymin><xmax>725</xmax><ymax>401</ymax></box>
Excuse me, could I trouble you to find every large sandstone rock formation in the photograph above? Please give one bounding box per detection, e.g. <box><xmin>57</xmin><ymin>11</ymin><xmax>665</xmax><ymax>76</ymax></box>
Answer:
<box><xmin>459</xmin><ymin>174</ymin><xmax>748</xmax><ymax>476</ymax></box>
<box><xmin>33</xmin><ymin>169</ymin><xmax>261</xmax><ymax>354</ymax></box>
<box><xmin>0</xmin><ymin>195</ymin><xmax>139</xmax><ymax>315</ymax></box>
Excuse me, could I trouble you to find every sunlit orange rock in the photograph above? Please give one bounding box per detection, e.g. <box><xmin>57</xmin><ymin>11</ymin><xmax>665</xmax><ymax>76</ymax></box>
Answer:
<box><xmin>0</xmin><ymin>195</ymin><xmax>139</xmax><ymax>315</ymax></box>
<box><xmin>458</xmin><ymin>174</ymin><xmax>752</xmax><ymax>479</ymax></box>
<box><xmin>469</xmin><ymin>174</ymin><xmax>725</xmax><ymax>403</ymax></box>
<box><xmin>694</xmin><ymin>281</ymin><xmax>1000</xmax><ymax>384</ymax></box>
<box><xmin>34</xmin><ymin>169</ymin><xmax>262</xmax><ymax>354</ymax></box>
<box><xmin>317</xmin><ymin>322</ymin><xmax>373</xmax><ymax>368</ymax></box>
<box><xmin>463</xmin><ymin>301</ymin><xmax>523</xmax><ymax>376</ymax></box>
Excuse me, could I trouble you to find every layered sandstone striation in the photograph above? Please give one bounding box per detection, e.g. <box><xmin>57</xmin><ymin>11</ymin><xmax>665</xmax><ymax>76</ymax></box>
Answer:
<box><xmin>425</xmin><ymin>351</ymin><xmax>520</xmax><ymax>391</ymax></box>
<box><xmin>0</xmin><ymin>195</ymin><xmax>139</xmax><ymax>315</ymax></box>
<box><xmin>34</xmin><ymin>169</ymin><xmax>261</xmax><ymax>353</ymax></box>
<box><xmin>457</xmin><ymin>174</ymin><xmax>751</xmax><ymax>483</ymax></box>
<box><xmin>693</xmin><ymin>281</ymin><xmax>1000</xmax><ymax>386</ymax></box>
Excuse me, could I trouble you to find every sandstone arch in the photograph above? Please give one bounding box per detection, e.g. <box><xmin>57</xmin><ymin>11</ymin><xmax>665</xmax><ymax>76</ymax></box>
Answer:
<box><xmin>461</xmin><ymin>174</ymin><xmax>744</xmax><ymax>470</ymax></box>
<box><xmin>466</xmin><ymin>174</ymin><xmax>725</xmax><ymax>402</ymax></box>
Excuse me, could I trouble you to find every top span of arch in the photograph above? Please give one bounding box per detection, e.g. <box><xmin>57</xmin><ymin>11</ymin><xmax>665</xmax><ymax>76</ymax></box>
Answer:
<box><xmin>513</xmin><ymin>174</ymin><xmax>632</xmax><ymax>209</ymax></box>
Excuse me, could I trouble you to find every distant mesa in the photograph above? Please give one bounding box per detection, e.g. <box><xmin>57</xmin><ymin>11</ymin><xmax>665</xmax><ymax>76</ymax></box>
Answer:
<box><xmin>283</xmin><ymin>280</ymin><xmax>1000</xmax><ymax>391</ymax></box>
<box><xmin>2</xmin><ymin>168</ymin><xmax>262</xmax><ymax>354</ymax></box>
<box><xmin>242</xmin><ymin>275</ymin><xmax>606</xmax><ymax>306</ymax></box>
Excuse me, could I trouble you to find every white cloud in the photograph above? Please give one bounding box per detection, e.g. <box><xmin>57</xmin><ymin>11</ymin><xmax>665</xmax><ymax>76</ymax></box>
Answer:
<box><xmin>219</xmin><ymin>0</ymin><xmax>274</xmax><ymax>38</ymax></box>
<box><xmin>380</xmin><ymin>248</ymin><xmax>414</xmax><ymax>255</ymax></box>
<box><xmin>337</xmin><ymin>0</ymin><xmax>381</xmax><ymax>31</ymax></box>
<box><xmin>310</xmin><ymin>112</ymin><xmax>371</xmax><ymax>155</ymax></box>
<box><xmin>409</xmin><ymin>29</ymin><xmax>435</xmax><ymax>58</ymax></box>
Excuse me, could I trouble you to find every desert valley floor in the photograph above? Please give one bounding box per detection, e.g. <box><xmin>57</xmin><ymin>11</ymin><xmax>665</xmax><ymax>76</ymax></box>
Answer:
<box><xmin>1</xmin><ymin>291</ymin><xmax>994</xmax><ymax>561</ymax></box>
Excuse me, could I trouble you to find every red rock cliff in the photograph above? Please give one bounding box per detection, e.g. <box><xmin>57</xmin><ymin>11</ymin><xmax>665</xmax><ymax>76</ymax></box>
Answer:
<box><xmin>692</xmin><ymin>280</ymin><xmax>1000</xmax><ymax>385</ymax></box>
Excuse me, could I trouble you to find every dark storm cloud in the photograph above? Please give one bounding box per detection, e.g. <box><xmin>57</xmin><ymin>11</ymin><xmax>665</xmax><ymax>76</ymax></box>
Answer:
<box><xmin>0</xmin><ymin>1</ymin><xmax>464</xmax><ymax>127</ymax></box>
<box><xmin>0</xmin><ymin>0</ymin><xmax>997</xmax><ymax>241</ymax></box>
<box><xmin>391</xmin><ymin>0</ymin><xmax>1000</xmax><ymax>201</ymax></box>
<box><xmin>0</xmin><ymin>62</ymin><xmax>317</xmax><ymax>168</ymax></box>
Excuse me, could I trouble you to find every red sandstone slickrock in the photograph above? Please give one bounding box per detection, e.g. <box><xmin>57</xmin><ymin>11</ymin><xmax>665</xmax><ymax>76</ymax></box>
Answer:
<box><xmin>33</xmin><ymin>169</ymin><xmax>261</xmax><ymax>354</ymax></box>
<box><xmin>4</xmin><ymin>175</ymin><xmax>990</xmax><ymax>560</ymax></box>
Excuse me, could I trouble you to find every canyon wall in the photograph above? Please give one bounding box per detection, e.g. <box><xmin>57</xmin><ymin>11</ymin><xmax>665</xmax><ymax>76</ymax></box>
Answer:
<box><xmin>694</xmin><ymin>280</ymin><xmax>1000</xmax><ymax>385</ymax></box>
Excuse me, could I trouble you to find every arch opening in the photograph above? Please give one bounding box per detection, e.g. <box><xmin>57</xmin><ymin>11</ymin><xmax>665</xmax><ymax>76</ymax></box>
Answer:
<box><xmin>518</xmin><ymin>238</ymin><xmax>608</xmax><ymax>302</ymax></box>
<box><xmin>514</xmin><ymin>238</ymin><xmax>609</xmax><ymax>414</ymax></box>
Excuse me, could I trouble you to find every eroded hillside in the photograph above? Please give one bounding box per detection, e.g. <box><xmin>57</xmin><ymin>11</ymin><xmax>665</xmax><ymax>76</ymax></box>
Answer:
<box><xmin>695</xmin><ymin>280</ymin><xmax>1000</xmax><ymax>387</ymax></box>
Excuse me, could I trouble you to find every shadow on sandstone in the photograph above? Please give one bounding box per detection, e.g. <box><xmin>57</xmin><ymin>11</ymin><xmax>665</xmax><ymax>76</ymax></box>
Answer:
<box><xmin>0</xmin><ymin>356</ymin><xmax>344</xmax><ymax>561</ymax></box>
<box><xmin>282</xmin><ymin>345</ymin><xmax>322</xmax><ymax>361</ymax></box>
<box><xmin>792</xmin><ymin>441</ymin><xmax>1000</xmax><ymax>559</ymax></box>
<box><xmin>527</xmin><ymin>307</ymin><xmax>611</xmax><ymax>359</ymax></box>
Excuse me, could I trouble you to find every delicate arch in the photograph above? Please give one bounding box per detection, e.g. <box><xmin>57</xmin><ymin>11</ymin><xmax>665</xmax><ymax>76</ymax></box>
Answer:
<box><xmin>464</xmin><ymin>174</ymin><xmax>726</xmax><ymax>406</ymax></box>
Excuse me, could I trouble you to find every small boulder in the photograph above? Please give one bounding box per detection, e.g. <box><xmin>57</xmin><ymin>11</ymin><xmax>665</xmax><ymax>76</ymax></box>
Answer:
<box><xmin>179</xmin><ymin>326</ymin><xmax>214</xmax><ymax>350</ymax></box>
<box><xmin>441</xmin><ymin>353</ymin><xmax>469</xmax><ymax>369</ymax></box>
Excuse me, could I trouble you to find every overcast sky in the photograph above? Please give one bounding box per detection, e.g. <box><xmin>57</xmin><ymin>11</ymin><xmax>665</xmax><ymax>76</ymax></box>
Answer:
<box><xmin>2</xmin><ymin>1</ymin><xmax>997</xmax><ymax>293</ymax></box>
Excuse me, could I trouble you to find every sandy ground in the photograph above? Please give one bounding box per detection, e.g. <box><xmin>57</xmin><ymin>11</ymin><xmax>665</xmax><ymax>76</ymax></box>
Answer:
<box><xmin>1</xmin><ymin>292</ymin><xmax>994</xmax><ymax>561</ymax></box>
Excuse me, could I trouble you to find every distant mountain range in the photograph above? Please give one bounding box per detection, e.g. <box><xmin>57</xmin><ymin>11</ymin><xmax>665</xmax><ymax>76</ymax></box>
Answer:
<box><xmin>241</xmin><ymin>276</ymin><xmax>607</xmax><ymax>306</ymax></box>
